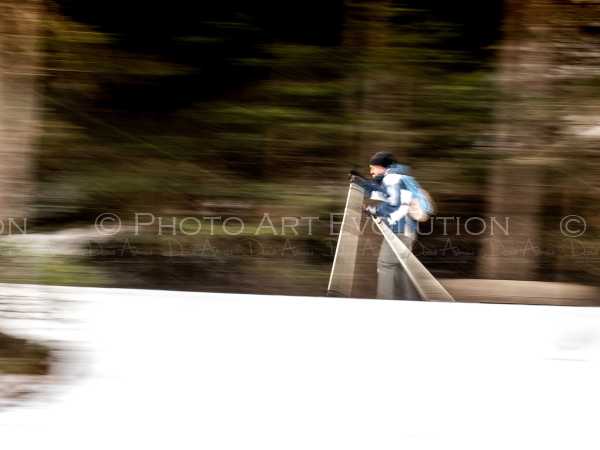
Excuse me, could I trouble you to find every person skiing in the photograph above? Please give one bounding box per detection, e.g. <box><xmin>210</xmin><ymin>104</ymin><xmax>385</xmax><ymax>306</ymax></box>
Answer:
<box><xmin>352</xmin><ymin>151</ymin><xmax>420</xmax><ymax>300</ymax></box>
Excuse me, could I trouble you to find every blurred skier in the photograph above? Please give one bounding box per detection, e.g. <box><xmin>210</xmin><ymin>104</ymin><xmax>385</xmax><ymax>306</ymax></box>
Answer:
<box><xmin>352</xmin><ymin>151</ymin><xmax>430</xmax><ymax>300</ymax></box>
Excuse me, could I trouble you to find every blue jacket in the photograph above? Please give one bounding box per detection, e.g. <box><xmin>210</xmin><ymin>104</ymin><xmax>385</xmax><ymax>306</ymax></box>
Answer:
<box><xmin>356</xmin><ymin>164</ymin><xmax>417</xmax><ymax>235</ymax></box>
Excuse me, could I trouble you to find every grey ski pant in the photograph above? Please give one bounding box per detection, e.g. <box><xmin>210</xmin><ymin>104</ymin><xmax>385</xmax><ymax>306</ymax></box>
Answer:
<box><xmin>377</xmin><ymin>234</ymin><xmax>420</xmax><ymax>300</ymax></box>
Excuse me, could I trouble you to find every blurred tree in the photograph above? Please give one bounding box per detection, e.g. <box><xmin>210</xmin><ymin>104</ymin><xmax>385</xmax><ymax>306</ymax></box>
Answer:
<box><xmin>480</xmin><ymin>0</ymin><xmax>600</xmax><ymax>283</ymax></box>
<box><xmin>343</xmin><ymin>0</ymin><xmax>411</xmax><ymax>163</ymax></box>
<box><xmin>478</xmin><ymin>0</ymin><xmax>554</xmax><ymax>280</ymax></box>
<box><xmin>0</xmin><ymin>0</ymin><xmax>42</xmax><ymax>220</ymax></box>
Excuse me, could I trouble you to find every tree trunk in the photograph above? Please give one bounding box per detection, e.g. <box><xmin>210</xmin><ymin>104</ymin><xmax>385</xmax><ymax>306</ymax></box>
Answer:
<box><xmin>343</xmin><ymin>0</ymin><xmax>412</xmax><ymax>164</ymax></box>
<box><xmin>478</xmin><ymin>0</ymin><xmax>556</xmax><ymax>280</ymax></box>
<box><xmin>0</xmin><ymin>0</ymin><xmax>42</xmax><ymax>221</ymax></box>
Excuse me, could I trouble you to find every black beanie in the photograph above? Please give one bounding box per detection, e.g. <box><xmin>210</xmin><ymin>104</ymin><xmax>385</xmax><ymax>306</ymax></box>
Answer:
<box><xmin>369</xmin><ymin>151</ymin><xmax>396</xmax><ymax>168</ymax></box>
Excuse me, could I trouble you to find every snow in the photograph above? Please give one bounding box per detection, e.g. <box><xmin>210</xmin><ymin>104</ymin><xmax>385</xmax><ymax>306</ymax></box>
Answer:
<box><xmin>1</xmin><ymin>284</ymin><xmax>600</xmax><ymax>449</ymax></box>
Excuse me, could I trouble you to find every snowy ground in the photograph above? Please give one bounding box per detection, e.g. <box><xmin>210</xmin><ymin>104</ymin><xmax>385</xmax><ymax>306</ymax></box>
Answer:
<box><xmin>1</xmin><ymin>284</ymin><xmax>600</xmax><ymax>449</ymax></box>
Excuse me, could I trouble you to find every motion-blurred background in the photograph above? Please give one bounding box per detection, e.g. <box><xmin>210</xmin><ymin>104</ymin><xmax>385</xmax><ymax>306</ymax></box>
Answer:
<box><xmin>1</xmin><ymin>0</ymin><xmax>600</xmax><ymax>301</ymax></box>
